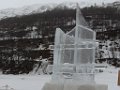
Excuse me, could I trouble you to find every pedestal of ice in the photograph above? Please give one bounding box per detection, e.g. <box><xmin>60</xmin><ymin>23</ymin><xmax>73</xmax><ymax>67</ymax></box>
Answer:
<box><xmin>42</xmin><ymin>83</ymin><xmax>107</xmax><ymax>90</ymax></box>
<box><xmin>42</xmin><ymin>4</ymin><xmax>107</xmax><ymax>90</ymax></box>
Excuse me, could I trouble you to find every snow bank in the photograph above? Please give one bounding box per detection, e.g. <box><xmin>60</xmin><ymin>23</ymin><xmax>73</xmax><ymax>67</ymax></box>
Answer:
<box><xmin>0</xmin><ymin>67</ymin><xmax>120</xmax><ymax>90</ymax></box>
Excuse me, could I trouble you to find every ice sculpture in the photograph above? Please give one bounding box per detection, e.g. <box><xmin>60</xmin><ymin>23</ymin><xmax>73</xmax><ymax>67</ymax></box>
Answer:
<box><xmin>52</xmin><ymin>4</ymin><xmax>96</xmax><ymax>84</ymax></box>
<box><xmin>42</xmin><ymin>4</ymin><xmax>108</xmax><ymax>90</ymax></box>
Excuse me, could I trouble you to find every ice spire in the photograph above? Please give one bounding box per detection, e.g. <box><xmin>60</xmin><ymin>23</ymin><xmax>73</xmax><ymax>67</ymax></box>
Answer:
<box><xmin>76</xmin><ymin>3</ymin><xmax>88</xmax><ymax>27</ymax></box>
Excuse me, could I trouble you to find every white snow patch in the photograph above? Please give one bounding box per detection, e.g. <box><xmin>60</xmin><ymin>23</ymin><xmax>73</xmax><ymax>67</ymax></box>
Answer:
<box><xmin>0</xmin><ymin>67</ymin><xmax>120</xmax><ymax>90</ymax></box>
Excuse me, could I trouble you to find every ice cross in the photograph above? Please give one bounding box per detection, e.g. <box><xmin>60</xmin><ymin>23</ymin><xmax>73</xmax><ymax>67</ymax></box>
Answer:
<box><xmin>52</xmin><ymin>3</ymin><xmax>96</xmax><ymax>84</ymax></box>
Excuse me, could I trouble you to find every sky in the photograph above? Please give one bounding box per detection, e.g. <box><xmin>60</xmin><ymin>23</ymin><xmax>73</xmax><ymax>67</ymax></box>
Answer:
<box><xmin>0</xmin><ymin>0</ymin><xmax>118</xmax><ymax>10</ymax></box>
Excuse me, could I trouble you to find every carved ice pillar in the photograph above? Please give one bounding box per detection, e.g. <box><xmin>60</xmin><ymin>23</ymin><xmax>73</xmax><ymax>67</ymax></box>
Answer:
<box><xmin>52</xmin><ymin>24</ymin><xmax>96</xmax><ymax>84</ymax></box>
<box><xmin>74</xmin><ymin>25</ymin><xmax>96</xmax><ymax>84</ymax></box>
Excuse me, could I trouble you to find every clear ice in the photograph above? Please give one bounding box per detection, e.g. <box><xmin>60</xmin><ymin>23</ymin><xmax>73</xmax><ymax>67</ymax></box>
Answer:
<box><xmin>52</xmin><ymin>4</ymin><xmax>96</xmax><ymax>84</ymax></box>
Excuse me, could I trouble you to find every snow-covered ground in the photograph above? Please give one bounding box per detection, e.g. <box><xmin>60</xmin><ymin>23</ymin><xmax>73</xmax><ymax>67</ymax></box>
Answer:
<box><xmin>0</xmin><ymin>75</ymin><xmax>51</xmax><ymax>90</ymax></box>
<box><xmin>95</xmin><ymin>67</ymin><xmax>120</xmax><ymax>90</ymax></box>
<box><xmin>0</xmin><ymin>67</ymin><xmax>120</xmax><ymax>90</ymax></box>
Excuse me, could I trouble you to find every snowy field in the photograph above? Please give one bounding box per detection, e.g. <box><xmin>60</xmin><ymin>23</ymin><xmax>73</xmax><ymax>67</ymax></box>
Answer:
<box><xmin>95</xmin><ymin>67</ymin><xmax>120</xmax><ymax>90</ymax></box>
<box><xmin>0</xmin><ymin>67</ymin><xmax>120</xmax><ymax>90</ymax></box>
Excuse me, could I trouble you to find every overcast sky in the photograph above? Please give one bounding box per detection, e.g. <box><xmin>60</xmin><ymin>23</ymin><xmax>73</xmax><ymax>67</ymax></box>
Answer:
<box><xmin>0</xmin><ymin>0</ymin><xmax>118</xmax><ymax>10</ymax></box>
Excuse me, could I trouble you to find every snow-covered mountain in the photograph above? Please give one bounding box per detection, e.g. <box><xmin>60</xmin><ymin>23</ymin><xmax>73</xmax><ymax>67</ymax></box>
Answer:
<box><xmin>0</xmin><ymin>4</ymin><xmax>56</xmax><ymax>20</ymax></box>
<box><xmin>0</xmin><ymin>2</ymin><xmax>90</xmax><ymax>20</ymax></box>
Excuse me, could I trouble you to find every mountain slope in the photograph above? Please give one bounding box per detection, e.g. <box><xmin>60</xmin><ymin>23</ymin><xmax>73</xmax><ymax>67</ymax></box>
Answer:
<box><xmin>0</xmin><ymin>2</ymin><xmax>77</xmax><ymax>20</ymax></box>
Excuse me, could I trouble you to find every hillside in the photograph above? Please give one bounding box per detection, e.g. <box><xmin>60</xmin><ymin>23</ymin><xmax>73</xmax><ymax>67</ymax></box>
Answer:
<box><xmin>0</xmin><ymin>4</ymin><xmax>120</xmax><ymax>74</ymax></box>
<box><xmin>0</xmin><ymin>6</ymin><xmax>119</xmax><ymax>39</ymax></box>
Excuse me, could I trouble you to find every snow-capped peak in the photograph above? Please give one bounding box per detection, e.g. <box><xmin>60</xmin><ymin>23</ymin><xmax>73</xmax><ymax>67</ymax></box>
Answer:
<box><xmin>0</xmin><ymin>2</ymin><xmax>93</xmax><ymax>20</ymax></box>
<box><xmin>0</xmin><ymin>3</ymin><xmax>57</xmax><ymax>20</ymax></box>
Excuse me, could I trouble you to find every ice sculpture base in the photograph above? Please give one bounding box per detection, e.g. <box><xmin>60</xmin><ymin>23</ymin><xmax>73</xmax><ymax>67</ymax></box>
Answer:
<box><xmin>42</xmin><ymin>82</ymin><xmax>108</xmax><ymax>90</ymax></box>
